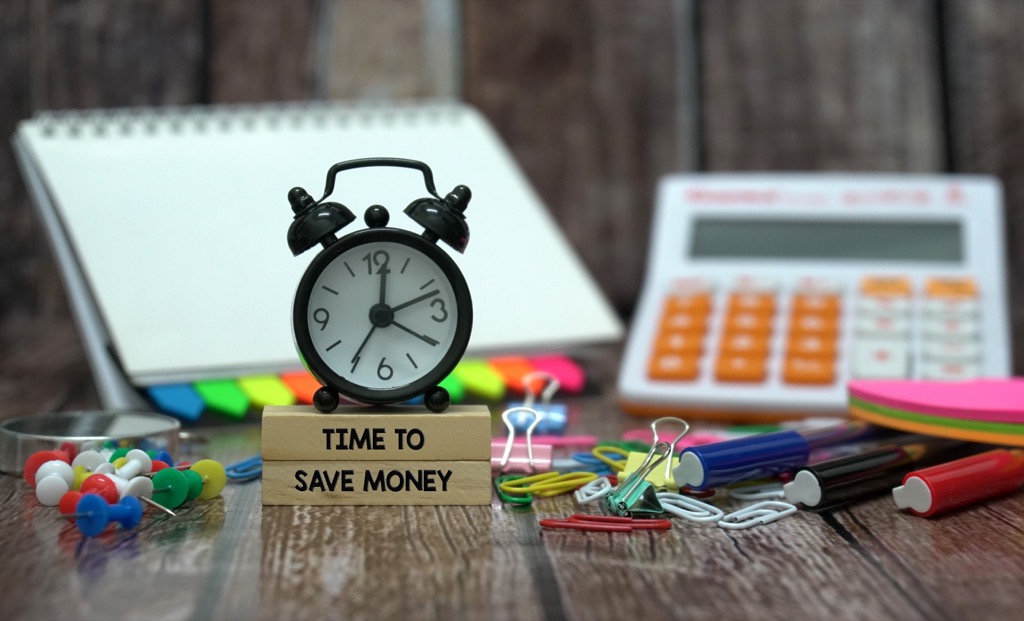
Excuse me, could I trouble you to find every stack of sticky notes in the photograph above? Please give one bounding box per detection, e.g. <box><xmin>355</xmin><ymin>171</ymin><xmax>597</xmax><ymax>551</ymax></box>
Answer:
<box><xmin>260</xmin><ymin>405</ymin><xmax>493</xmax><ymax>505</ymax></box>
<box><xmin>848</xmin><ymin>379</ymin><xmax>1024</xmax><ymax>447</ymax></box>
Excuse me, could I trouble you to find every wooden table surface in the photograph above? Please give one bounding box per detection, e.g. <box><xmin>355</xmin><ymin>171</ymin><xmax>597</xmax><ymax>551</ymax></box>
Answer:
<box><xmin>2</xmin><ymin>347</ymin><xmax>1024</xmax><ymax>621</ymax></box>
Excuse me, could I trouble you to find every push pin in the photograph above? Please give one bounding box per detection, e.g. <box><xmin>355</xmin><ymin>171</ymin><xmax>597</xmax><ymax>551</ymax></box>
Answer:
<box><xmin>71</xmin><ymin>450</ymin><xmax>107</xmax><ymax>473</ymax></box>
<box><xmin>113</xmin><ymin>449</ymin><xmax>153</xmax><ymax>479</ymax></box>
<box><xmin>60</xmin><ymin>493</ymin><xmax>143</xmax><ymax>538</ymax></box>
<box><xmin>101</xmin><ymin>471</ymin><xmax>176</xmax><ymax>516</ymax></box>
<box><xmin>23</xmin><ymin>450</ymin><xmax>70</xmax><ymax>487</ymax></box>
<box><xmin>605</xmin><ymin>442</ymin><xmax>672</xmax><ymax>517</ymax></box>
<box><xmin>507</xmin><ymin>372</ymin><xmax>568</xmax><ymax>435</ymax></box>
<box><xmin>491</xmin><ymin>407</ymin><xmax>553</xmax><ymax>474</ymax></box>
<box><xmin>34</xmin><ymin>460</ymin><xmax>76</xmax><ymax>506</ymax></box>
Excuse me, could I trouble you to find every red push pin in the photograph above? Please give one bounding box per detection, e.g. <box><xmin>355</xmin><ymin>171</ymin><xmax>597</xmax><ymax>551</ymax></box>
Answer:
<box><xmin>23</xmin><ymin>450</ymin><xmax>70</xmax><ymax>487</ymax></box>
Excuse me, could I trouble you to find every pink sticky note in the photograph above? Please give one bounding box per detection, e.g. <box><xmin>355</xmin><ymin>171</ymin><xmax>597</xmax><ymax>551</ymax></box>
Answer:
<box><xmin>848</xmin><ymin>378</ymin><xmax>1024</xmax><ymax>423</ymax></box>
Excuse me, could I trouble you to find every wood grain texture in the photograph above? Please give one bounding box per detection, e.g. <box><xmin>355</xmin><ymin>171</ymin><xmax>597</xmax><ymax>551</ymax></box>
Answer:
<box><xmin>700</xmin><ymin>0</ymin><xmax>945</xmax><ymax>172</ymax></box>
<box><xmin>208</xmin><ymin>0</ymin><xmax>317</xmax><ymax>103</ymax></box>
<box><xmin>463</xmin><ymin>0</ymin><xmax>697</xmax><ymax>314</ymax></box>
<box><xmin>943</xmin><ymin>0</ymin><xmax>1024</xmax><ymax>373</ymax></box>
<box><xmin>261</xmin><ymin>405</ymin><xmax>491</xmax><ymax>460</ymax></box>
<box><xmin>262</xmin><ymin>459</ymin><xmax>491</xmax><ymax>505</ymax></box>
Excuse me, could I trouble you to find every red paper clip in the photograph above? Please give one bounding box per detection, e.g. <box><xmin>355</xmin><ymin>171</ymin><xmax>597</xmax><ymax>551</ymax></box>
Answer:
<box><xmin>539</xmin><ymin>513</ymin><xmax>673</xmax><ymax>532</ymax></box>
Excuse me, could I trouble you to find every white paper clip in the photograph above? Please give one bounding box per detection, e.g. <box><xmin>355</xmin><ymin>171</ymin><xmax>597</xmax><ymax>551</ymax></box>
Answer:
<box><xmin>656</xmin><ymin>492</ymin><xmax>724</xmax><ymax>523</ymax></box>
<box><xmin>574</xmin><ymin>476</ymin><xmax>614</xmax><ymax>505</ymax></box>
<box><xmin>717</xmin><ymin>501</ymin><xmax>797</xmax><ymax>530</ymax></box>
<box><xmin>727</xmin><ymin>482</ymin><xmax>786</xmax><ymax>501</ymax></box>
<box><xmin>491</xmin><ymin>407</ymin><xmax>553</xmax><ymax>474</ymax></box>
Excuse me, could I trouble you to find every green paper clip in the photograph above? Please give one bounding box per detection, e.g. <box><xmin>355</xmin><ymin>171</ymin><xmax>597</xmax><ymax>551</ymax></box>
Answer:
<box><xmin>605</xmin><ymin>441</ymin><xmax>672</xmax><ymax>517</ymax></box>
<box><xmin>494</xmin><ymin>474</ymin><xmax>533</xmax><ymax>505</ymax></box>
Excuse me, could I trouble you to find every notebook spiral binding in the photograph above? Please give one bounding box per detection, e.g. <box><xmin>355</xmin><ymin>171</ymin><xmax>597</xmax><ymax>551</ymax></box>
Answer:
<box><xmin>33</xmin><ymin>99</ymin><xmax>466</xmax><ymax>138</ymax></box>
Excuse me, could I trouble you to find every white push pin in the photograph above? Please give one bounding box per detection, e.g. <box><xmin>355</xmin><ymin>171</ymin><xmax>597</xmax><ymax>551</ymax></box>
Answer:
<box><xmin>72</xmin><ymin>450</ymin><xmax>108</xmax><ymax>472</ymax></box>
<box><xmin>104</xmin><ymin>471</ymin><xmax>175</xmax><ymax>516</ymax></box>
<box><xmin>34</xmin><ymin>460</ymin><xmax>76</xmax><ymax>506</ymax></box>
<box><xmin>115</xmin><ymin>449</ymin><xmax>153</xmax><ymax>479</ymax></box>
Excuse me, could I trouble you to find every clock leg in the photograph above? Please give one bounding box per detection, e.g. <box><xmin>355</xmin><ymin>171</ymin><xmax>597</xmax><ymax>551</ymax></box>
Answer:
<box><xmin>424</xmin><ymin>386</ymin><xmax>450</xmax><ymax>413</ymax></box>
<box><xmin>313</xmin><ymin>387</ymin><xmax>340</xmax><ymax>413</ymax></box>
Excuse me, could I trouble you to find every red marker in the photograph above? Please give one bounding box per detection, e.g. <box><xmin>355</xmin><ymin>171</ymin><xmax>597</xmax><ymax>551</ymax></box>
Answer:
<box><xmin>892</xmin><ymin>449</ymin><xmax>1024</xmax><ymax>518</ymax></box>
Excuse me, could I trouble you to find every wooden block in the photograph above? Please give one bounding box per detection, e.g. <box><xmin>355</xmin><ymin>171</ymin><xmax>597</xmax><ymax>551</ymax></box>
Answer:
<box><xmin>261</xmin><ymin>405</ymin><xmax>492</xmax><ymax>461</ymax></box>
<box><xmin>261</xmin><ymin>460</ymin><xmax>492</xmax><ymax>506</ymax></box>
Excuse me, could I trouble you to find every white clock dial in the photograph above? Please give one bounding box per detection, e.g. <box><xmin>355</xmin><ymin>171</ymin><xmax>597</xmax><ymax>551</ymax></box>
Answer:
<box><xmin>304</xmin><ymin>240</ymin><xmax>459</xmax><ymax>390</ymax></box>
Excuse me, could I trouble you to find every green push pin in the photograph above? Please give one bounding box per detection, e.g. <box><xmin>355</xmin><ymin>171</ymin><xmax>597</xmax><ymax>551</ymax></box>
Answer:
<box><xmin>182</xmin><ymin>470</ymin><xmax>204</xmax><ymax>501</ymax></box>
<box><xmin>109</xmin><ymin>447</ymin><xmax>130</xmax><ymax>463</ymax></box>
<box><xmin>151</xmin><ymin>468</ymin><xmax>190</xmax><ymax>509</ymax></box>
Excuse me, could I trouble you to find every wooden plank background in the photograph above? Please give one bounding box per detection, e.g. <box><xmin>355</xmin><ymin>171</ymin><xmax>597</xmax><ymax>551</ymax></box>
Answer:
<box><xmin>2</xmin><ymin>0</ymin><xmax>1024</xmax><ymax>421</ymax></box>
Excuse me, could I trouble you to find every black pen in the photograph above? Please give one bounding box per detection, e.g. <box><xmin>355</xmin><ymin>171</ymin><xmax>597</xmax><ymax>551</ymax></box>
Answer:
<box><xmin>782</xmin><ymin>437</ymin><xmax>975</xmax><ymax>510</ymax></box>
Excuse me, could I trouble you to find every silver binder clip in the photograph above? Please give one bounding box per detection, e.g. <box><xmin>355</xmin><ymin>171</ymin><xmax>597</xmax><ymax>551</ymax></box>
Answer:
<box><xmin>490</xmin><ymin>407</ymin><xmax>553</xmax><ymax>474</ymax></box>
<box><xmin>649</xmin><ymin>416</ymin><xmax>691</xmax><ymax>483</ymax></box>
<box><xmin>717</xmin><ymin>501</ymin><xmax>798</xmax><ymax>530</ymax></box>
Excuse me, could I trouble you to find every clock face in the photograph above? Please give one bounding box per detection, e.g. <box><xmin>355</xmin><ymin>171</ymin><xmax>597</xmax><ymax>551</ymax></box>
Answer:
<box><xmin>294</xmin><ymin>229</ymin><xmax>471</xmax><ymax>403</ymax></box>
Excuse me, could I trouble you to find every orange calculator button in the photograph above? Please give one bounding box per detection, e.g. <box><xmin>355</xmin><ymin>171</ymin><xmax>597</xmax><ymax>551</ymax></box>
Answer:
<box><xmin>660</xmin><ymin>312</ymin><xmax>708</xmax><ymax>333</ymax></box>
<box><xmin>719</xmin><ymin>332</ymin><xmax>770</xmax><ymax>357</ymax></box>
<box><xmin>860</xmin><ymin>276</ymin><xmax>911</xmax><ymax>297</ymax></box>
<box><xmin>783</xmin><ymin>357</ymin><xmax>835</xmax><ymax>385</ymax></box>
<box><xmin>724</xmin><ymin>312</ymin><xmax>773</xmax><ymax>334</ymax></box>
<box><xmin>666</xmin><ymin>294</ymin><xmax>712</xmax><ymax>315</ymax></box>
<box><xmin>792</xmin><ymin>294</ymin><xmax>840</xmax><ymax>315</ymax></box>
<box><xmin>715</xmin><ymin>355</ymin><xmax>767</xmax><ymax>383</ymax></box>
<box><xmin>654</xmin><ymin>331</ymin><xmax>704</xmax><ymax>356</ymax></box>
<box><xmin>925</xmin><ymin>277</ymin><xmax>977</xmax><ymax>299</ymax></box>
<box><xmin>787</xmin><ymin>334</ymin><xmax>837</xmax><ymax>359</ymax></box>
<box><xmin>789</xmin><ymin>312</ymin><xmax>840</xmax><ymax>337</ymax></box>
<box><xmin>648</xmin><ymin>354</ymin><xmax>700</xmax><ymax>381</ymax></box>
<box><xmin>728</xmin><ymin>293</ymin><xmax>776</xmax><ymax>315</ymax></box>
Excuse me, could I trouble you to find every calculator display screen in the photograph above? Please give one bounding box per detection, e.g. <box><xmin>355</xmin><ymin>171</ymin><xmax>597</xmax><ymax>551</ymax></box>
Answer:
<box><xmin>690</xmin><ymin>218</ymin><xmax>963</xmax><ymax>262</ymax></box>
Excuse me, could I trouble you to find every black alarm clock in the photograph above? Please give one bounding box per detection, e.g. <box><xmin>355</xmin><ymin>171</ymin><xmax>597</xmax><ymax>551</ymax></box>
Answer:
<box><xmin>286</xmin><ymin>158</ymin><xmax>472</xmax><ymax>414</ymax></box>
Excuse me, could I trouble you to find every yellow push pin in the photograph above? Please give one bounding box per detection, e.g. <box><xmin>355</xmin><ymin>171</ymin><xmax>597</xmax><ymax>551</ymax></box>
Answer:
<box><xmin>189</xmin><ymin>460</ymin><xmax>227</xmax><ymax>500</ymax></box>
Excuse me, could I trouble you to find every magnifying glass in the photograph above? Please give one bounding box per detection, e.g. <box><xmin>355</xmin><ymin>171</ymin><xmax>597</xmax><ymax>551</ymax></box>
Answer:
<box><xmin>0</xmin><ymin>411</ymin><xmax>181</xmax><ymax>475</ymax></box>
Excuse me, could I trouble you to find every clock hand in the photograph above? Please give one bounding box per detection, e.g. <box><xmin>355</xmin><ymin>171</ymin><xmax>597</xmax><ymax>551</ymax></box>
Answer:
<box><xmin>379</xmin><ymin>264</ymin><xmax>388</xmax><ymax>305</ymax></box>
<box><xmin>390</xmin><ymin>320</ymin><xmax>439</xmax><ymax>347</ymax></box>
<box><xmin>391</xmin><ymin>289</ymin><xmax>440</xmax><ymax>313</ymax></box>
<box><xmin>350</xmin><ymin>325</ymin><xmax>377</xmax><ymax>372</ymax></box>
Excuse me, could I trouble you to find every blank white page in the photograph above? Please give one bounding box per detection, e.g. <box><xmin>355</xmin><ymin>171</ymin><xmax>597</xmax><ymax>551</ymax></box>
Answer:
<box><xmin>17</xmin><ymin>102</ymin><xmax>622</xmax><ymax>383</ymax></box>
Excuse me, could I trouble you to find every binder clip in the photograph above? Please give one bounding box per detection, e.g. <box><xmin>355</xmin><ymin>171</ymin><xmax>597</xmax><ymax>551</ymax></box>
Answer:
<box><xmin>507</xmin><ymin>372</ymin><xmax>568</xmax><ymax>435</ymax></box>
<box><xmin>604</xmin><ymin>441</ymin><xmax>672</xmax><ymax>517</ymax></box>
<box><xmin>491</xmin><ymin>407</ymin><xmax>553</xmax><ymax>474</ymax></box>
<box><xmin>616</xmin><ymin>417</ymin><xmax>690</xmax><ymax>491</ymax></box>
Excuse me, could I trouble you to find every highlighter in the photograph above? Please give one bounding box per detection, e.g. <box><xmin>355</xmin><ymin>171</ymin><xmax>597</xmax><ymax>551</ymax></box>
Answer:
<box><xmin>892</xmin><ymin>449</ymin><xmax>1024</xmax><ymax>518</ymax></box>
<box><xmin>673</xmin><ymin>421</ymin><xmax>880</xmax><ymax>491</ymax></box>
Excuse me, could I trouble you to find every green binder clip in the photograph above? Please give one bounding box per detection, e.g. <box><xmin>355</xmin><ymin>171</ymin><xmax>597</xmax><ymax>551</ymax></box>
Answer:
<box><xmin>605</xmin><ymin>441</ymin><xmax>672</xmax><ymax>517</ymax></box>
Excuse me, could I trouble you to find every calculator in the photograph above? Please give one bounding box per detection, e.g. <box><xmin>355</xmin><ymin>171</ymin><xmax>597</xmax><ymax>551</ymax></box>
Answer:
<box><xmin>618</xmin><ymin>174</ymin><xmax>1012</xmax><ymax>419</ymax></box>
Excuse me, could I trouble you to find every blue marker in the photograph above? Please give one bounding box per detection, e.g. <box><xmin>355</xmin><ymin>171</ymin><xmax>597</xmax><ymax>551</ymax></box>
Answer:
<box><xmin>672</xmin><ymin>421</ymin><xmax>880</xmax><ymax>491</ymax></box>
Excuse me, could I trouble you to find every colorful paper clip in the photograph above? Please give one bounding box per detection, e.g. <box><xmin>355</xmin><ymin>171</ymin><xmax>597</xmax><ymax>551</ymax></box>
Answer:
<box><xmin>508</xmin><ymin>372</ymin><xmax>568</xmax><ymax>435</ymax></box>
<box><xmin>717</xmin><ymin>501</ymin><xmax>798</xmax><ymax>530</ymax></box>
<box><xmin>491</xmin><ymin>407</ymin><xmax>554</xmax><ymax>474</ymax></box>
<box><xmin>591</xmin><ymin>445</ymin><xmax>630</xmax><ymax>473</ymax></box>
<box><xmin>655</xmin><ymin>492</ymin><xmax>724</xmax><ymax>523</ymax></box>
<box><xmin>494</xmin><ymin>474</ymin><xmax>533</xmax><ymax>505</ymax></box>
<box><xmin>574</xmin><ymin>476</ymin><xmax>615</xmax><ymax>505</ymax></box>
<box><xmin>727</xmin><ymin>482</ymin><xmax>786</xmax><ymax>501</ymax></box>
<box><xmin>497</xmin><ymin>471</ymin><xmax>597</xmax><ymax>498</ymax></box>
<box><xmin>225</xmin><ymin>454</ymin><xmax>263</xmax><ymax>481</ymax></box>
<box><xmin>539</xmin><ymin>514</ymin><xmax>673</xmax><ymax>532</ymax></box>
<box><xmin>604</xmin><ymin>441</ymin><xmax>672</xmax><ymax>517</ymax></box>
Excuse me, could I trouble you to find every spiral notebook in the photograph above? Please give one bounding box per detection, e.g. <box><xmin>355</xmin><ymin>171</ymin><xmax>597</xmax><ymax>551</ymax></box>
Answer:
<box><xmin>12</xmin><ymin>101</ymin><xmax>622</xmax><ymax>411</ymax></box>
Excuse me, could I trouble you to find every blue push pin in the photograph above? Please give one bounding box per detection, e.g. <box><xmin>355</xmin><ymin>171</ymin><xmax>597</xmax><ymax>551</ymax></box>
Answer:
<box><xmin>153</xmin><ymin>450</ymin><xmax>175</xmax><ymax>467</ymax></box>
<box><xmin>507</xmin><ymin>372</ymin><xmax>568</xmax><ymax>435</ymax></box>
<box><xmin>61</xmin><ymin>493</ymin><xmax>144</xmax><ymax>538</ymax></box>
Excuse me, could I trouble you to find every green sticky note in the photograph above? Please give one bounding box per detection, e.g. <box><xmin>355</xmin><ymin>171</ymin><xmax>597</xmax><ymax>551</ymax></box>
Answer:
<box><xmin>453</xmin><ymin>360</ymin><xmax>505</xmax><ymax>401</ymax></box>
<box><xmin>238</xmin><ymin>375</ymin><xmax>296</xmax><ymax>407</ymax></box>
<box><xmin>195</xmin><ymin>379</ymin><xmax>250</xmax><ymax>419</ymax></box>
<box><xmin>439</xmin><ymin>374</ymin><xmax>465</xmax><ymax>403</ymax></box>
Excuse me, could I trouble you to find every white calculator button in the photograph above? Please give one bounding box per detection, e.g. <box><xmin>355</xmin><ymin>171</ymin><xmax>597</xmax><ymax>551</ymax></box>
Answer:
<box><xmin>794</xmin><ymin>276</ymin><xmax>842</xmax><ymax>294</ymax></box>
<box><xmin>732</xmin><ymin>275</ymin><xmax>779</xmax><ymax>293</ymax></box>
<box><xmin>856</xmin><ymin>297</ymin><xmax>910</xmax><ymax>315</ymax></box>
<box><xmin>922</xmin><ymin>339</ymin><xmax>981</xmax><ymax>362</ymax></box>
<box><xmin>670</xmin><ymin>276</ymin><xmax>716</xmax><ymax>295</ymax></box>
<box><xmin>851</xmin><ymin>340</ymin><xmax>910</xmax><ymax>379</ymax></box>
<box><xmin>855</xmin><ymin>314</ymin><xmax>911</xmax><ymax>338</ymax></box>
<box><xmin>922</xmin><ymin>360</ymin><xmax>980</xmax><ymax>381</ymax></box>
<box><xmin>923</xmin><ymin>298</ymin><xmax>979</xmax><ymax>318</ymax></box>
<box><xmin>923</xmin><ymin>316</ymin><xmax>980</xmax><ymax>339</ymax></box>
